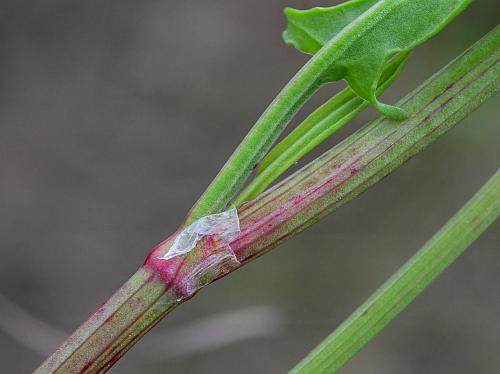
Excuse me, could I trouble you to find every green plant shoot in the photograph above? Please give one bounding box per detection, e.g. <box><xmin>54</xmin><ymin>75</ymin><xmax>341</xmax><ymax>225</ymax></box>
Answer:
<box><xmin>189</xmin><ymin>0</ymin><xmax>471</xmax><ymax>221</ymax></box>
<box><xmin>283</xmin><ymin>0</ymin><xmax>472</xmax><ymax>119</ymax></box>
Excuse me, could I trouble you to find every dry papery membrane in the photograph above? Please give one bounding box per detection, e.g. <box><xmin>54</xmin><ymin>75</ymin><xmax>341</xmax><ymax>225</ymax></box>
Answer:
<box><xmin>161</xmin><ymin>206</ymin><xmax>241</xmax><ymax>261</ymax></box>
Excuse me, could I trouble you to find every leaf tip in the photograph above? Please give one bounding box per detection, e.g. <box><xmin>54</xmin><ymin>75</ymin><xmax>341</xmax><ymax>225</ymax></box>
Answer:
<box><xmin>375</xmin><ymin>102</ymin><xmax>408</xmax><ymax>121</ymax></box>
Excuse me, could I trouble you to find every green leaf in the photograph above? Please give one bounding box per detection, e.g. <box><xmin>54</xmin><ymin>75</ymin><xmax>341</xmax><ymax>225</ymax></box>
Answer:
<box><xmin>283</xmin><ymin>0</ymin><xmax>472</xmax><ymax>120</ymax></box>
<box><xmin>283</xmin><ymin>0</ymin><xmax>378</xmax><ymax>55</ymax></box>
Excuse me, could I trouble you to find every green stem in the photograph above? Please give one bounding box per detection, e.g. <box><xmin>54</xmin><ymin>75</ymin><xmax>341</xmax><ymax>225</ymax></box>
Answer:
<box><xmin>186</xmin><ymin>49</ymin><xmax>322</xmax><ymax>223</ymax></box>
<box><xmin>35</xmin><ymin>28</ymin><xmax>499</xmax><ymax>374</ymax></box>
<box><xmin>290</xmin><ymin>170</ymin><xmax>500</xmax><ymax>374</ymax></box>
<box><xmin>234</xmin><ymin>52</ymin><xmax>410</xmax><ymax>205</ymax></box>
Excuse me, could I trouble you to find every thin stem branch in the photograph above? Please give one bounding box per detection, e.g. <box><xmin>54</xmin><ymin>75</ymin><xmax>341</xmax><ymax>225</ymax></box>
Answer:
<box><xmin>290</xmin><ymin>170</ymin><xmax>500</xmax><ymax>373</ymax></box>
<box><xmin>234</xmin><ymin>52</ymin><xmax>411</xmax><ymax>205</ymax></box>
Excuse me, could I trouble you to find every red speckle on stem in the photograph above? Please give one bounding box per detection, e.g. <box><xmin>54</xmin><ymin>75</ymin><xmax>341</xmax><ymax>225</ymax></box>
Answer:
<box><xmin>292</xmin><ymin>193</ymin><xmax>304</xmax><ymax>205</ymax></box>
<box><xmin>204</xmin><ymin>235</ymin><xmax>217</xmax><ymax>249</ymax></box>
<box><xmin>102</xmin><ymin>351</ymin><xmax>126</xmax><ymax>373</ymax></box>
<box><xmin>80</xmin><ymin>360</ymin><xmax>93</xmax><ymax>373</ymax></box>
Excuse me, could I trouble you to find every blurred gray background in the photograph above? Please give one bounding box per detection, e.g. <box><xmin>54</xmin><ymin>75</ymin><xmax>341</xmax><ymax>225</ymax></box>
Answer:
<box><xmin>0</xmin><ymin>1</ymin><xmax>498</xmax><ymax>373</ymax></box>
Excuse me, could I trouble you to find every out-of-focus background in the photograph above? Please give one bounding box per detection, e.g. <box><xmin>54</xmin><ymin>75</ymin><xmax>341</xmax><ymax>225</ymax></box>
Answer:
<box><xmin>0</xmin><ymin>1</ymin><xmax>498</xmax><ymax>373</ymax></box>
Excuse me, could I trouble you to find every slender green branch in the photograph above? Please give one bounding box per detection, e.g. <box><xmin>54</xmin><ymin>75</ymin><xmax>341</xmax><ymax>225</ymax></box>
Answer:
<box><xmin>36</xmin><ymin>27</ymin><xmax>499</xmax><ymax>373</ymax></box>
<box><xmin>186</xmin><ymin>43</ymin><xmax>323</xmax><ymax>223</ymax></box>
<box><xmin>233</xmin><ymin>52</ymin><xmax>411</xmax><ymax>205</ymax></box>
<box><xmin>290</xmin><ymin>170</ymin><xmax>500</xmax><ymax>374</ymax></box>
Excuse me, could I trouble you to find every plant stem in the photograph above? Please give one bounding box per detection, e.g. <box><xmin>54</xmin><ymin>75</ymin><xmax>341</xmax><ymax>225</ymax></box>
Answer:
<box><xmin>186</xmin><ymin>44</ymin><xmax>324</xmax><ymax>223</ymax></box>
<box><xmin>35</xmin><ymin>27</ymin><xmax>499</xmax><ymax>373</ymax></box>
<box><xmin>290</xmin><ymin>170</ymin><xmax>500</xmax><ymax>374</ymax></box>
<box><xmin>233</xmin><ymin>52</ymin><xmax>410</xmax><ymax>205</ymax></box>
